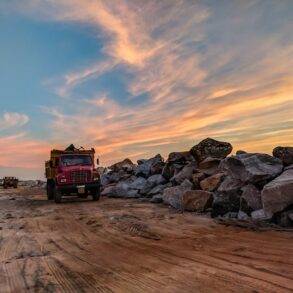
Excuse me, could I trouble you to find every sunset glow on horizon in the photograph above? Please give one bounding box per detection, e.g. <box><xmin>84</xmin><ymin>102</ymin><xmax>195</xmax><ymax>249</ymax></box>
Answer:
<box><xmin>0</xmin><ymin>0</ymin><xmax>292</xmax><ymax>179</ymax></box>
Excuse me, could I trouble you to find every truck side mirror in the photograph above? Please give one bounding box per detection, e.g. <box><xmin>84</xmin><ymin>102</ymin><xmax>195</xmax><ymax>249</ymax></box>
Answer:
<box><xmin>96</xmin><ymin>158</ymin><xmax>100</xmax><ymax>166</ymax></box>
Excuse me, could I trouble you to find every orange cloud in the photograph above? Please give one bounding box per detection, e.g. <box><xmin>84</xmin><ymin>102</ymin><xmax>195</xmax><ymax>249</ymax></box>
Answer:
<box><xmin>1</xmin><ymin>0</ymin><xmax>293</xmax><ymax>172</ymax></box>
<box><xmin>0</xmin><ymin>133</ymin><xmax>50</xmax><ymax>168</ymax></box>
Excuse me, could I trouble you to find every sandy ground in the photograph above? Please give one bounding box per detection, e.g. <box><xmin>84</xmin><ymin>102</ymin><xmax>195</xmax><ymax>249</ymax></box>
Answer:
<box><xmin>0</xmin><ymin>187</ymin><xmax>293</xmax><ymax>293</ymax></box>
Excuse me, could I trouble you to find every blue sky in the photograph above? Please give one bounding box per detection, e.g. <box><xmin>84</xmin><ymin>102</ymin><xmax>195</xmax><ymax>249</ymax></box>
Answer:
<box><xmin>0</xmin><ymin>0</ymin><xmax>292</xmax><ymax>179</ymax></box>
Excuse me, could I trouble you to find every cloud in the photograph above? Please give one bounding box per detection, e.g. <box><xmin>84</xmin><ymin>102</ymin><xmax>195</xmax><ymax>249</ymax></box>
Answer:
<box><xmin>0</xmin><ymin>112</ymin><xmax>29</xmax><ymax>131</ymax></box>
<box><xmin>2</xmin><ymin>0</ymin><xmax>293</xmax><ymax>169</ymax></box>
<box><xmin>0</xmin><ymin>133</ymin><xmax>50</xmax><ymax>169</ymax></box>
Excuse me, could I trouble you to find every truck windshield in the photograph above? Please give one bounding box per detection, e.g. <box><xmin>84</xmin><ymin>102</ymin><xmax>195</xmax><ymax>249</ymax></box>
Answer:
<box><xmin>60</xmin><ymin>155</ymin><xmax>92</xmax><ymax>166</ymax></box>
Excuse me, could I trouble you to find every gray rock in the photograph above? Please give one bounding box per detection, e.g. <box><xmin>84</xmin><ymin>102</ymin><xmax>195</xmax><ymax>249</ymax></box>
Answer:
<box><xmin>167</xmin><ymin>151</ymin><xmax>195</xmax><ymax>163</ymax></box>
<box><xmin>274</xmin><ymin>210</ymin><xmax>293</xmax><ymax>227</ymax></box>
<box><xmin>236</xmin><ymin>150</ymin><xmax>247</xmax><ymax>155</ymax></box>
<box><xmin>129</xmin><ymin>177</ymin><xmax>147</xmax><ymax>190</ymax></box>
<box><xmin>124</xmin><ymin>189</ymin><xmax>139</xmax><ymax>198</ymax></box>
<box><xmin>223</xmin><ymin>212</ymin><xmax>238</xmax><ymax>219</ymax></box>
<box><xmin>150</xmin><ymin>194</ymin><xmax>163</xmax><ymax>203</ymax></box>
<box><xmin>147</xmin><ymin>174</ymin><xmax>166</xmax><ymax>186</ymax></box>
<box><xmin>180</xmin><ymin>179</ymin><xmax>194</xmax><ymax>189</ymax></box>
<box><xmin>211</xmin><ymin>192</ymin><xmax>241</xmax><ymax>218</ymax></box>
<box><xmin>273</xmin><ymin>146</ymin><xmax>293</xmax><ymax>166</ymax></box>
<box><xmin>170</xmin><ymin>162</ymin><xmax>197</xmax><ymax>185</ymax></box>
<box><xmin>147</xmin><ymin>184</ymin><xmax>167</xmax><ymax>196</ymax></box>
<box><xmin>285</xmin><ymin>164</ymin><xmax>293</xmax><ymax>171</ymax></box>
<box><xmin>198</xmin><ymin>157</ymin><xmax>221</xmax><ymax>176</ymax></box>
<box><xmin>101</xmin><ymin>185</ymin><xmax>116</xmax><ymax>196</ymax></box>
<box><xmin>162</xmin><ymin>162</ymin><xmax>185</xmax><ymax>180</ymax></box>
<box><xmin>190</xmin><ymin>138</ymin><xmax>232</xmax><ymax>162</ymax></box>
<box><xmin>135</xmin><ymin>154</ymin><xmax>164</xmax><ymax>177</ymax></box>
<box><xmin>251</xmin><ymin>209</ymin><xmax>271</xmax><ymax>221</ymax></box>
<box><xmin>220</xmin><ymin>153</ymin><xmax>283</xmax><ymax>184</ymax></box>
<box><xmin>238</xmin><ymin>210</ymin><xmax>249</xmax><ymax>220</ymax></box>
<box><xmin>261</xmin><ymin>169</ymin><xmax>293</xmax><ymax>215</ymax></box>
<box><xmin>200</xmin><ymin>173</ymin><xmax>225</xmax><ymax>192</ymax></box>
<box><xmin>163</xmin><ymin>186</ymin><xmax>192</xmax><ymax>210</ymax></box>
<box><xmin>211</xmin><ymin>177</ymin><xmax>243</xmax><ymax>218</ymax></box>
<box><xmin>109</xmin><ymin>158</ymin><xmax>135</xmax><ymax>173</ymax></box>
<box><xmin>240</xmin><ymin>184</ymin><xmax>262</xmax><ymax>214</ymax></box>
<box><xmin>191</xmin><ymin>171</ymin><xmax>206</xmax><ymax>187</ymax></box>
<box><xmin>217</xmin><ymin>176</ymin><xmax>244</xmax><ymax>193</ymax></box>
<box><xmin>181</xmin><ymin>190</ymin><xmax>213</xmax><ymax>212</ymax></box>
<box><xmin>140</xmin><ymin>174</ymin><xmax>167</xmax><ymax>195</ymax></box>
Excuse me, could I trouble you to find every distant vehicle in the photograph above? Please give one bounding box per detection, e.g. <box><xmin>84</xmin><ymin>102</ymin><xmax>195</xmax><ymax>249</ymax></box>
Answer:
<box><xmin>45</xmin><ymin>144</ymin><xmax>101</xmax><ymax>203</ymax></box>
<box><xmin>3</xmin><ymin>177</ymin><xmax>18</xmax><ymax>189</ymax></box>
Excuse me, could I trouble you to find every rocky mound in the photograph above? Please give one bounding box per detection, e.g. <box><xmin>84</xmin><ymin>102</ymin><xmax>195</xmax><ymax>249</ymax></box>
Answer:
<box><xmin>100</xmin><ymin>138</ymin><xmax>293</xmax><ymax>227</ymax></box>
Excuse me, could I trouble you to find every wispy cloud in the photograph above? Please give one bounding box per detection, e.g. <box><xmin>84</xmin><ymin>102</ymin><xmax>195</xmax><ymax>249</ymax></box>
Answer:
<box><xmin>1</xmin><ymin>0</ymin><xmax>292</xmax><ymax>170</ymax></box>
<box><xmin>0</xmin><ymin>133</ymin><xmax>49</xmax><ymax>168</ymax></box>
<box><xmin>0</xmin><ymin>112</ymin><xmax>29</xmax><ymax>131</ymax></box>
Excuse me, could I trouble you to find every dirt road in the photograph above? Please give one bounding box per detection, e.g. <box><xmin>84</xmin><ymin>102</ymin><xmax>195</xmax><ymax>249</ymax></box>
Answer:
<box><xmin>0</xmin><ymin>187</ymin><xmax>293</xmax><ymax>292</ymax></box>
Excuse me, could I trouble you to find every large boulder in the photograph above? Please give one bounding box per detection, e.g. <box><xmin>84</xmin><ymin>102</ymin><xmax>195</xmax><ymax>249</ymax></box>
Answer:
<box><xmin>101</xmin><ymin>184</ymin><xmax>116</xmax><ymax>196</ymax></box>
<box><xmin>220</xmin><ymin>153</ymin><xmax>283</xmax><ymax>184</ymax></box>
<box><xmin>211</xmin><ymin>193</ymin><xmax>241</xmax><ymax>218</ymax></box>
<box><xmin>102</xmin><ymin>181</ymin><xmax>139</xmax><ymax>198</ymax></box>
<box><xmin>198</xmin><ymin>157</ymin><xmax>221</xmax><ymax>176</ymax></box>
<box><xmin>101</xmin><ymin>168</ymin><xmax>136</xmax><ymax>185</ymax></box>
<box><xmin>273</xmin><ymin>146</ymin><xmax>293</xmax><ymax>166</ymax></box>
<box><xmin>147</xmin><ymin>183</ymin><xmax>170</xmax><ymax>197</ymax></box>
<box><xmin>240</xmin><ymin>184</ymin><xmax>262</xmax><ymax>214</ymax></box>
<box><xmin>200</xmin><ymin>173</ymin><xmax>225</xmax><ymax>192</ymax></box>
<box><xmin>190</xmin><ymin>138</ymin><xmax>232</xmax><ymax>162</ymax></box>
<box><xmin>261</xmin><ymin>169</ymin><xmax>293</xmax><ymax>216</ymax></box>
<box><xmin>162</xmin><ymin>163</ymin><xmax>184</xmax><ymax>180</ymax></box>
<box><xmin>140</xmin><ymin>174</ymin><xmax>167</xmax><ymax>195</ymax></box>
<box><xmin>147</xmin><ymin>174</ymin><xmax>166</xmax><ymax>186</ymax></box>
<box><xmin>129</xmin><ymin>177</ymin><xmax>147</xmax><ymax>191</ymax></box>
<box><xmin>135</xmin><ymin>154</ymin><xmax>164</xmax><ymax>177</ymax></box>
<box><xmin>274</xmin><ymin>210</ymin><xmax>293</xmax><ymax>227</ymax></box>
<box><xmin>170</xmin><ymin>162</ymin><xmax>197</xmax><ymax>185</ymax></box>
<box><xmin>251</xmin><ymin>209</ymin><xmax>270</xmax><ymax>221</ymax></box>
<box><xmin>109</xmin><ymin>158</ymin><xmax>135</xmax><ymax>173</ymax></box>
<box><xmin>167</xmin><ymin>151</ymin><xmax>195</xmax><ymax>164</ymax></box>
<box><xmin>150</xmin><ymin>194</ymin><xmax>163</xmax><ymax>204</ymax></box>
<box><xmin>217</xmin><ymin>176</ymin><xmax>244</xmax><ymax>194</ymax></box>
<box><xmin>211</xmin><ymin>176</ymin><xmax>244</xmax><ymax>217</ymax></box>
<box><xmin>191</xmin><ymin>171</ymin><xmax>206</xmax><ymax>187</ymax></box>
<box><xmin>181</xmin><ymin>190</ymin><xmax>213</xmax><ymax>212</ymax></box>
<box><xmin>163</xmin><ymin>186</ymin><xmax>192</xmax><ymax>209</ymax></box>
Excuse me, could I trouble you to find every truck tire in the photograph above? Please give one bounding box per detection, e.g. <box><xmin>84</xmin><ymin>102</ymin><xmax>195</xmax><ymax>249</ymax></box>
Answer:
<box><xmin>91</xmin><ymin>188</ymin><xmax>100</xmax><ymax>201</ymax></box>
<box><xmin>46</xmin><ymin>180</ymin><xmax>54</xmax><ymax>200</ymax></box>
<box><xmin>54</xmin><ymin>187</ymin><xmax>62</xmax><ymax>203</ymax></box>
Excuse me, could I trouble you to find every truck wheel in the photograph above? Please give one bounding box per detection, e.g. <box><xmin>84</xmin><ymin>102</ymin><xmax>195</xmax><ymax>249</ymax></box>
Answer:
<box><xmin>46</xmin><ymin>181</ymin><xmax>54</xmax><ymax>200</ymax></box>
<box><xmin>54</xmin><ymin>187</ymin><xmax>62</xmax><ymax>203</ymax></box>
<box><xmin>91</xmin><ymin>188</ymin><xmax>100</xmax><ymax>201</ymax></box>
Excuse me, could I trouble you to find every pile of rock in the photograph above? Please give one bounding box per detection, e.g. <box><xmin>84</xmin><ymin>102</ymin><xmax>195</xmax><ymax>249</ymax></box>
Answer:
<box><xmin>19</xmin><ymin>180</ymin><xmax>46</xmax><ymax>188</ymax></box>
<box><xmin>101</xmin><ymin>138</ymin><xmax>293</xmax><ymax>227</ymax></box>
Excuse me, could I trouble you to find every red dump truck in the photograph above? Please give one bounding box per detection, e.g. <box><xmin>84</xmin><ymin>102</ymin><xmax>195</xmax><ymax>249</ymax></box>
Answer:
<box><xmin>45</xmin><ymin>145</ymin><xmax>101</xmax><ymax>203</ymax></box>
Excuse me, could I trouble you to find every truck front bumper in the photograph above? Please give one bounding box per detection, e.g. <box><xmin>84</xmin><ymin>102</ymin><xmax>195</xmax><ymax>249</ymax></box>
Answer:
<box><xmin>56</xmin><ymin>181</ymin><xmax>100</xmax><ymax>194</ymax></box>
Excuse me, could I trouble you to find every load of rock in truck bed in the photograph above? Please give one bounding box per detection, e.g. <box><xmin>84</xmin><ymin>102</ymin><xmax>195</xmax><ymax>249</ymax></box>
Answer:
<box><xmin>100</xmin><ymin>138</ymin><xmax>293</xmax><ymax>227</ymax></box>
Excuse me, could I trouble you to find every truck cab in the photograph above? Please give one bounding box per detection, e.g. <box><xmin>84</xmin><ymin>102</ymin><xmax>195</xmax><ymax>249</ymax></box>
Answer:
<box><xmin>45</xmin><ymin>146</ymin><xmax>100</xmax><ymax>203</ymax></box>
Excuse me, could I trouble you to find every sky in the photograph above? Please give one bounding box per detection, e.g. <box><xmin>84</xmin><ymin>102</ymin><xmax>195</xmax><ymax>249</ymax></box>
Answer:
<box><xmin>0</xmin><ymin>0</ymin><xmax>292</xmax><ymax>180</ymax></box>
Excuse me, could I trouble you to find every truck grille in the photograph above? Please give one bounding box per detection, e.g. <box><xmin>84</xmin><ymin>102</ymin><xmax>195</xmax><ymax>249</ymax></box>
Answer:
<box><xmin>70</xmin><ymin>170</ymin><xmax>91</xmax><ymax>183</ymax></box>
